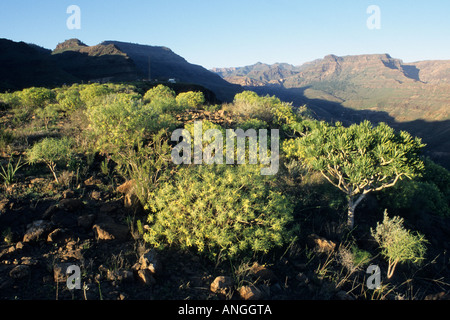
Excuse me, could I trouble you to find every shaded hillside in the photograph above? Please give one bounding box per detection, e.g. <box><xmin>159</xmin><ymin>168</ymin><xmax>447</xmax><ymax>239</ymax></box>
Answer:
<box><xmin>102</xmin><ymin>41</ymin><xmax>242</xmax><ymax>101</ymax></box>
<box><xmin>0</xmin><ymin>39</ymin><xmax>78</xmax><ymax>91</ymax></box>
<box><xmin>50</xmin><ymin>39</ymin><xmax>140</xmax><ymax>82</ymax></box>
<box><xmin>0</xmin><ymin>38</ymin><xmax>242</xmax><ymax>102</ymax></box>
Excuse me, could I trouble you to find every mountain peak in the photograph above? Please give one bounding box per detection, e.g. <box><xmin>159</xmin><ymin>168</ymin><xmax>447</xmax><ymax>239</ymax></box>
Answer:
<box><xmin>54</xmin><ymin>39</ymin><xmax>87</xmax><ymax>52</ymax></box>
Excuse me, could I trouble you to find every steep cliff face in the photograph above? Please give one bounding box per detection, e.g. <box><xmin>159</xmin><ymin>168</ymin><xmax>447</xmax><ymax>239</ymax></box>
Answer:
<box><xmin>283</xmin><ymin>54</ymin><xmax>421</xmax><ymax>88</ymax></box>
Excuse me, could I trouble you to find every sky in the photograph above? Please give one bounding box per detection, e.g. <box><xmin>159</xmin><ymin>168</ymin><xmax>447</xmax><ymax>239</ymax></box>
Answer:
<box><xmin>0</xmin><ymin>0</ymin><xmax>449</xmax><ymax>69</ymax></box>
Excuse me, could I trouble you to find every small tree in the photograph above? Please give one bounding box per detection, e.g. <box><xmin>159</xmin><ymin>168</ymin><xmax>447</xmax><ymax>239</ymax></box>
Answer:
<box><xmin>27</xmin><ymin>137</ymin><xmax>73</xmax><ymax>183</ymax></box>
<box><xmin>283</xmin><ymin>120</ymin><xmax>425</xmax><ymax>228</ymax></box>
<box><xmin>371</xmin><ymin>210</ymin><xmax>428</xmax><ymax>279</ymax></box>
<box><xmin>35</xmin><ymin>104</ymin><xmax>60</xmax><ymax>130</ymax></box>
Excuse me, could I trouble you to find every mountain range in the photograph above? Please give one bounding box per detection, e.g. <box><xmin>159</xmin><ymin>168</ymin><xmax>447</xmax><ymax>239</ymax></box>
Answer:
<box><xmin>1</xmin><ymin>38</ymin><xmax>449</xmax><ymax>167</ymax></box>
<box><xmin>212</xmin><ymin>54</ymin><xmax>450</xmax><ymax>168</ymax></box>
<box><xmin>0</xmin><ymin>38</ymin><xmax>240</xmax><ymax>101</ymax></box>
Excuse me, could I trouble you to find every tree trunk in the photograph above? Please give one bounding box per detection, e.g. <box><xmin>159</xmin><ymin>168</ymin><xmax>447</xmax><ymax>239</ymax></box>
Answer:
<box><xmin>347</xmin><ymin>193</ymin><xmax>367</xmax><ymax>229</ymax></box>
<box><xmin>47</xmin><ymin>162</ymin><xmax>59</xmax><ymax>184</ymax></box>
<box><xmin>387</xmin><ymin>258</ymin><xmax>398</xmax><ymax>279</ymax></box>
<box><xmin>347</xmin><ymin>198</ymin><xmax>355</xmax><ymax>229</ymax></box>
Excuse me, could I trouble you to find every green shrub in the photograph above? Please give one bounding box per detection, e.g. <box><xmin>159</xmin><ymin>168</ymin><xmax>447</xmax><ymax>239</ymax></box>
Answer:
<box><xmin>143</xmin><ymin>84</ymin><xmax>176</xmax><ymax>103</ymax></box>
<box><xmin>230</xmin><ymin>91</ymin><xmax>274</xmax><ymax>122</ymax></box>
<box><xmin>144</xmin><ymin>85</ymin><xmax>180</xmax><ymax>114</ymax></box>
<box><xmin>377</xmin><ymin>158</ymin><xmax>450</xmax><ymax>217</ymax></box>
<box><xmin>378</xmin><ymin>180</ymin><xmax>450</xmax><ymax>217</ymax></box>
<box><xmin>0</xmin><ymin>92</ymin><xmax>21</xmax><ymax>109</ymax></box>
<box><xmin>56</xmin><ymin>87</ymin><xmax>83</xmax><ymax>112</ymax></box>
<box><xmin>79</xmin><ymin>83</ymin><xmax>113</xmax><ymax>107</ymax></box>
<box><xmin>27</xmin><ymin>137</ymin><xmax>74</xmax><ymax>183</ymax></box>
<box><xmin>0</xmin><ymin>128</ymin><xmax>14</xmax><ymax>154</ymax></box>
<box><xmin>237</xmin><ymin>118</ymin><xmax>269</xmax><ymax>131</ymax></box>
<box><xmin>176</xmin><ymin>91</ymin><xmax>205</xmax><ymax>109</ymax></box>
<box><xmin>351</xmin><ymin>245</ymin><xmax>372</xmax><ymax>267</ymax></box>
<box><xmin>371</xmin><ymin>210</ymin><xmax>428</xmax><ymax>279</ymax></box>
<box><xmin>115</xmin><ymin>129</ymin><xmax>173</xmax><ymax>205</ymax></box>
<box><xmin>85</xmin><ymin>97</ymin><xmax>179</xmax><ymax>155</ymax></box>
<box><xmin>35</xmin><ymin>104</ymin><xmax>60</xmax><ymax>130</ymax></box>
<box><xmin>226</xmin><ymin>91</ymin><xmax>304</xmax><ymax>137</ymax></box>
<box><xmin>143</xmin><ymin>164</ymin><xmax>296</xmax><ymax>261</ymax></box>
<box><xmin>17</xmin><ymin>87</ymin><xmax>56</xmax><ymax>109</ymax></box>
<box><xmin>85</xmin><ymin>99</ymin><xmax>150</xmax><ymax>154</ymax></box>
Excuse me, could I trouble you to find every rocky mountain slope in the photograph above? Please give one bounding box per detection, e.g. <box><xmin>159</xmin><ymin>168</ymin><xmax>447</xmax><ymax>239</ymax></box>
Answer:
<box><xmin>212</xmin><ymin>54</ymin><xmax>450</xmax><ymax>167</ymax></box>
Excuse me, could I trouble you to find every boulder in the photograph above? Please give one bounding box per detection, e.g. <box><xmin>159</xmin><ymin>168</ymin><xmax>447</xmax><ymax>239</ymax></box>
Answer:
<box><xmin>250</xmin><ymin>262</ymin><xmax>277</xmax><ymax>282</ymax></box>
<box><xmin>139</xmin><ymin>249</ymin><xmax>161</xmax><ymax>274</ymax></box>
<box><xmin>47</xmin><ymin>228</ymin><xmax>73</xmax><ymax>243</ymax></box>
<box><xmin>92</xmin><ymin>222</ymin><xmax>129</xmax><ymax>241</ymax></box>
<box><xmin>58</xmin><ymin>198</ymin><xmax>84</xmax><ymax>212</ymax></box>
<box><xmin>239</xmin><ymin>285</ymin><xmax>263</xmax><ymax>300</ymax></box>
<box><xmin>23</xmin><ymin>220</ymin><xmax>54</xmax><ymax>242</ymax></box>
<box><xmin>210</xmin><ymin>276</ymin><xmax>234</xmax><ymax>295</ymax></box>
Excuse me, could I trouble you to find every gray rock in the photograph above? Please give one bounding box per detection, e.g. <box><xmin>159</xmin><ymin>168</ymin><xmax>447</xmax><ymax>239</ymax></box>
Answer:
<box><xmin>23</xmin><ymin>220</ymin><xmax>54</xmax><ymax>242</ymax></box>
<box><xmin>139</xmin><ymin>249</ymin><xmax>161</xmax><ymax>274</ymax></box>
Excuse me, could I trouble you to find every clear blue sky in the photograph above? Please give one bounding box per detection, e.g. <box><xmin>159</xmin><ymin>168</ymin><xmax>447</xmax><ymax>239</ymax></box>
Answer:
<box><xmin>1</xmin><ymin>0</ymin><xmax>449</xmax><ymax>69</ymax></box>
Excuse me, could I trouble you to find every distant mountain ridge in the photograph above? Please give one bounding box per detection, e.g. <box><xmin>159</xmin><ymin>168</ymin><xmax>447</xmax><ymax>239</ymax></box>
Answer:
<box><xmin>0</xmin><ymin>38</ymin><xmax>241</xmax><ymax>101</ymax></box>
<box><xmin>212</xmin><ymin>54</ymin><xmax>450</xmax><ymax>87</ymax></box>
<box><xmin>101</xmin><ymin>41</ymin><xmax>240</xmax><ymax>101</ymax></box>
<box><xmin>211</xmin><ymin>53</ymin><xmax>450</xmax><ymax>168</ymax></box>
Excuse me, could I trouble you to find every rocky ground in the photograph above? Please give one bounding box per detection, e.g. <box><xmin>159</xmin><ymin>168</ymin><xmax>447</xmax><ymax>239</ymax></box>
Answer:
<box><xmin>1</xmin><ymin>171</ymin><xmax>450</xmax><ymax>301</ymax></box>
<box><xmin>0</xmin><ymin>173</ymin><xmax>316</xmax><ymax>301</ymax></box>
<box><xmin>1</xmin><ymin>109</ymin><xmax>450</xmax><ymax>301</ymax></box>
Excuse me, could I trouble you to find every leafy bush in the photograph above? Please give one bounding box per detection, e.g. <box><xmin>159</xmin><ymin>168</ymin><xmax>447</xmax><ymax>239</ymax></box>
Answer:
<box><xmin>56</xmin><ymin>87</ymin><xmax>83</xmax><ymax>112</ymax></box>
<box><xmin>85</xmin><ymin>97</ymin><xmax>179</xmax><ymax>155</ymax></box>
<box><xmin>0</xmin><ymin>128</ymin><xmax>14</xmax><ymax>154</ymax></box>
<box><xmin>27</xmin><ymin>137</ymin><xmax>74</xmax><ymax>183</ymax></box>
<box><xmin>176</xmin><ymin>91</ymin><xmax>205</xmax><ymax>109</ymax></box>
<box><xmin>237</xmin><ymin>118</ymin><xmax>269</xmax><ymax>131</ymax></box>
<box><xmin>143</xmin><ymin>84</ymin><xmax>176</xmax><ymax>103</ymax></box>
<box><xmin>0</xmin><ymin>92</ymin><xmax>21</xmax><ymax>109</ymax></box>
<box><xmin>143</xmin><ymin>164</ymin><xmax>296</xmax><ymax>261</ymax></box>
<box><xmin>229</xmin><ymin>91</ymin><xmax>276</xmax><ymax>122</ymax></box>
<box><xmin>85</xmin><ymin>99</ymin><xmax>150</xmax><ymax>154</ymax></box>
<box><xmin>17</xmin><ymin>87</ymin><xmax>56</xmax><ymax>109</ymax></box>
<box><xmin>35</xmin><ymin>104</ymin><xmax>60</xmax><ymax>130</ymax></box>
<box><xmin>377</xmin><ymin>158</ymin><xmax>450</xmax><ymax>217</ymax></box>
<box><xmin>371</xmin><ymin>210</ymin><xmax>428</xmax><ymax>278</ymax></box>
<box><xmin>115</xmin><ymin>129</ymin><xmax>173</xmax><ymax>205</ymax></box>
<box><xmin>79</xmin><ymin>83</ymin><xmax>113</xmax><ymax>107</ymax></box>
<box><xmin>144</xmin><ymin>85</ymin><xmax>180</xmax><ymax>114</ymax></box>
